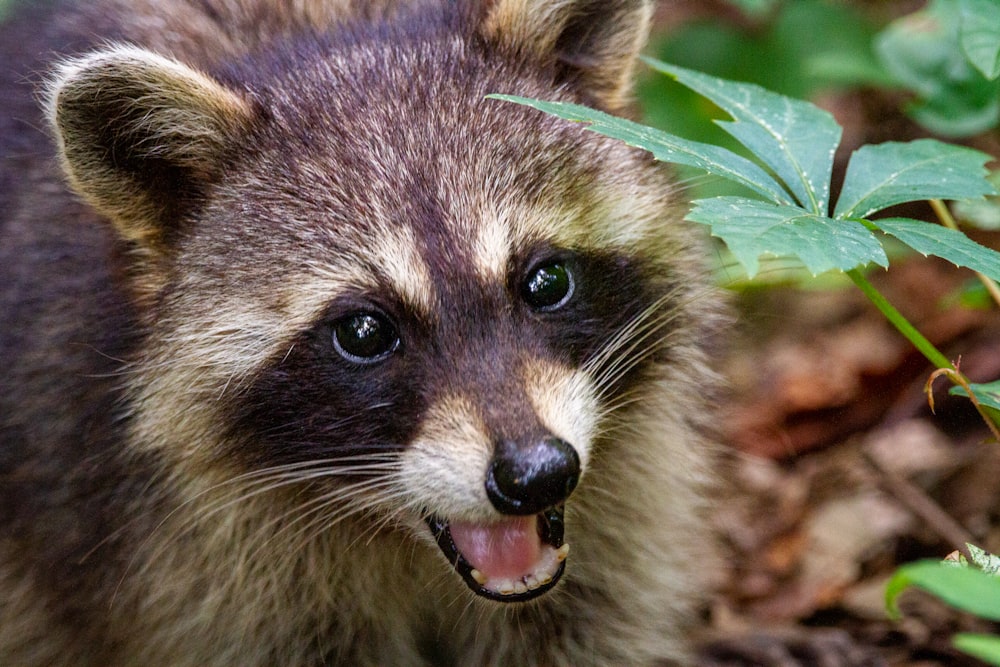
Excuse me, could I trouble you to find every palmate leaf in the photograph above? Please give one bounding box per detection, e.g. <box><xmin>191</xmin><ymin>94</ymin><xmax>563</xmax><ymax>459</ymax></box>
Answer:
<box><xmin>836</xmin><ymin>140</ymin><xmax>996</xmax><ymax>219</ymax></box>
<box><xmin>644</xmin><ymin>59</ymin><xmax>842</xmax><ymax>215</ymax></box>
<box><xmin>493</xmin><ymin>69</ymin><xmax>996</xmax><ymax>280</ymax></box>
<box><xmin>687</xmin><ymin>197</ymin><xmax>886</xmax><ymax>277</ymax></box>
<box><xmin>487</xmin><ymin>95</ymin><xmax>791</xmax><ymax>204</ymax></box>
<box><xmin>873</xmin><ymin>217</ymin><xmax>1000</xmax><ymax>281</ymax></box>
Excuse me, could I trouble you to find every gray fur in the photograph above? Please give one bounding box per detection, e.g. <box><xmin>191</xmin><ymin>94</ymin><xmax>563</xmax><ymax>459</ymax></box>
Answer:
<box><xmin>0</xmin><ymin>1</ymin><xmax>724</xmax><ymax>664</ymax></box>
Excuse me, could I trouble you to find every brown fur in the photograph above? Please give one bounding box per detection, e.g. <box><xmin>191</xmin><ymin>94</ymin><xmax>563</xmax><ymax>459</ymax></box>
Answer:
<box><xmin>0</xmin><ymin>0</ymin><xmax>724</xmax><ymax>664</ymax></box>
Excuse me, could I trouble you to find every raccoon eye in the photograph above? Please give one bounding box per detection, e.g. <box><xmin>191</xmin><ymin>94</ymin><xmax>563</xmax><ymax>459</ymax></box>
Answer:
<box><xmin>522</xmin><ymin>260</ymin><xmax>574</xmax><ymax>311</ymax></box>
<box><xmin>332</xmin><ymin>312</ymin><xmax>399</xmax><ymax>364</ymax></box>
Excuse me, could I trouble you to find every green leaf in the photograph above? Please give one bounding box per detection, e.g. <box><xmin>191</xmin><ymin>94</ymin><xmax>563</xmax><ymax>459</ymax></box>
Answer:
<box><xmin>871</xmin><ymin>218</ymin><xmax>1000</xmax><ymax>281</ymax></box>
<box><xmin>686</xmin><ymin>197</ymin><xmax>886</xmax><ymax>277</ymax></box>
<box><xmin>951</xmin><ymin>379</ymin><xmax>1000</xmax><ymax>411</ymax></box>
<box><xmin>835</xmin><ymin>140</ymin><xmax>996</xmax><ymax>219</ymax></box>
<box><xmin>954</xmin><ymin>633</ymin><xmax>1000</xmax><ymax>666</ymax></box>
<box><xmin>488</xmin><ymin>95</ymin><xmax>792</xmax><ymax>204</ymax></box>
<box><xmin>645</xmin><ymin>59</ymin><xmax>841</xmax><ymax>215</ymax></box>
<box><xmin>887</xmin><ymin>560</ymin><xmax>1000</xmax><ymax>621</ymax></box>
<box><xmin>959</xmin><ymin>0</ymin><xmax>1000</xmax><ymax>80</ymax></box>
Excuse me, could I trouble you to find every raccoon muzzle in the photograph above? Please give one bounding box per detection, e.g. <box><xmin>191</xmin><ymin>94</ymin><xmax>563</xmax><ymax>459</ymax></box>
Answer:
<box><xmin>427</xmin><ymin>437</ymin><xmax>579</xmax><ymax>602</ymax></box>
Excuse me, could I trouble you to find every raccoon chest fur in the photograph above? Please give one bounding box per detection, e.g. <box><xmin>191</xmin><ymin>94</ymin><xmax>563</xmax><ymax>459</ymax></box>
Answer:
<box><xmin>0</xmin><ymin>0</ymin><xmax>724</xmax><ymax>665</ymax></box>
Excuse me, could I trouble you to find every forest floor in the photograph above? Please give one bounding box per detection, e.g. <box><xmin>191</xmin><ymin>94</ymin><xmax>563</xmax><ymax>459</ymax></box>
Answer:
<box><xmin>640</xmin><ymin>4</ymin><xmax>1000</xmax><ymax>662</ymax></box>
<box><xmin>693</xmin><ymin>252</ymin><xmax>1000</xmax><ymax>666</ymax></box>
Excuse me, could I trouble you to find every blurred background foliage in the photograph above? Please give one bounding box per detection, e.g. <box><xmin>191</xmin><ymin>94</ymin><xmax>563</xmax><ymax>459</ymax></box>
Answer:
<box><xmin>644</xmin><ymin>0</ymin><xmax>1000</xmax><ymax>134</ymax></box>
<box><xmin>641</xmin><ymin>0</ymin><xmax>1000</xmax><ymax>287</ymax></box>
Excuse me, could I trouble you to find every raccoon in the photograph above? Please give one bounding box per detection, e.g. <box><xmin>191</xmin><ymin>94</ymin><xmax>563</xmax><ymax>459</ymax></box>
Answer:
<box><xmin>0</xmin><ymin>0</ymin><xmax>723</xmax><ymax>664</ymax></box>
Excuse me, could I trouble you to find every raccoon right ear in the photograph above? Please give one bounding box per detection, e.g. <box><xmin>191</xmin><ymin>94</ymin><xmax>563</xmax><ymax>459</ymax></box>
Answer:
<box><xmin>47</xmin><ymin>45</ymin><xmax>253</xmax><ymax>251</ymax></box>
<box><xmin>478</xmin><ymin>0</ymin><xmax>654</xmax><ymax>110</ymax></box>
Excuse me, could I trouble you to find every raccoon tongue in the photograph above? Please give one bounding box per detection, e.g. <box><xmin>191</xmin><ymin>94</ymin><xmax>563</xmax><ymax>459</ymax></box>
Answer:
<box><xmin>447</xmin><ymin>516</ymin><xmax>541</xmax><ymax>581</ymax></box>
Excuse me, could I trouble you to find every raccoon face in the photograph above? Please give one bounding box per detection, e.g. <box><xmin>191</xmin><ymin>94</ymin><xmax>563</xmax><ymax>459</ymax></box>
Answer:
<box><xmin>46</xmin><ymin>0</ymin><xmax>687</xmax><ymax>603</ymax></box>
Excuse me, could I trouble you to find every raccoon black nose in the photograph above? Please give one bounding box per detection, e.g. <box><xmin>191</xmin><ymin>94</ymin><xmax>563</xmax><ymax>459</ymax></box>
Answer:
<box><xmin>485</xmin><ymin>437</ymin><xmax>580</xmax><ymax>515</ymax></box>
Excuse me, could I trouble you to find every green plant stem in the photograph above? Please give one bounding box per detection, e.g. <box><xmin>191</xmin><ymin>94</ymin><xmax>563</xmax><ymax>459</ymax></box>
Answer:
<box><xmin>846</xmin><ymin>269</ymin><xmax>955</xmax><ymax>370</ymax></box>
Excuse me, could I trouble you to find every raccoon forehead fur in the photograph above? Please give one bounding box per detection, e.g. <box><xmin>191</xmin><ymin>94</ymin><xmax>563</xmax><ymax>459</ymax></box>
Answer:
<box><xmin>1</xmin><ymin>0</ymin><xmax>724</xmax><ymax>665</ymax></box>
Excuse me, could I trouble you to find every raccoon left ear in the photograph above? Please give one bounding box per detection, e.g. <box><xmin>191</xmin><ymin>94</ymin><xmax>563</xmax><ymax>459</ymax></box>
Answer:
<box><xmin>47</xmin><ymin>45</ymin><xmax>254</xmax><ymax>253</ymax></box>
<box><xmin>478</xmin><ymin>0</ymin><xmax>654</xmax><ymax>110</ymax></box>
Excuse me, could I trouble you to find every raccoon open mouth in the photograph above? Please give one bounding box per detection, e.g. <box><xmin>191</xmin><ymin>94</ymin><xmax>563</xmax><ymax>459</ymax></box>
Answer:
<box><xmin>426</xmin><ymin>507</ymin><xmax>568</xmax><ymax>602</ymax></box>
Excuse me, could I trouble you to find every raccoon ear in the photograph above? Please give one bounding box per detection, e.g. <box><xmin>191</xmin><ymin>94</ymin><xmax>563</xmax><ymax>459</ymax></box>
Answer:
<box><xmin>47</xmin><ymin>45</ymin><xmax>253</xmax><ymax>250</ymax></box>
<box><xmin>478</xmin><ymin>0</ymin><xmax>654</xmax><ymax>110</ymax></box>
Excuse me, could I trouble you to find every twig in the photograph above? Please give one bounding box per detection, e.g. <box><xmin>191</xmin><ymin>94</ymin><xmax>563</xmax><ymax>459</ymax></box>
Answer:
<box><xmin>862</xmin><ymin>448</ymin><xmax>975</xmax><ymax>556</ymax></box>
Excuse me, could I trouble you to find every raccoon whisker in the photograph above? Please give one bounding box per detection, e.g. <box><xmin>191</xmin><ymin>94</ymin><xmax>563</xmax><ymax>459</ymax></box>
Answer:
<box><xmin>588</xmin><ymin>307</ymin><xmax>682</xmax><ymax>399</ymax></box>
<box><xmin>150</xmin><ymin>467</ymin><xmax>398</xmax><ymax>533</ymax></box>
<box><xmin>133</xmin><ymin>457</ymin><xmax>403</xmax><ymax>569</ymax></box>
<box><xmin>592</xmin><ymin>392</ymin><xmax>650</xmax><ymax>427</ymax></box>
<box><xmin>185</xmin><ymin>463</ymin><xmax>404</xmax><ymax>529</ymax></box>
<box><xmin>426</xmin><ymin>562</ymin><xmax>474</xmax><ymax>619</ymax></box>
<box><xmin>73</xmin><ymin>342</ymin><xmax>133</xmax><ymax>366</ymax></box>
<box><xmin>591</xmin><ymin>336</ymin><xmax>661</xmax><ymax>398</ymax></box>
<box><xmin>350</xmin><ymin>491</ymin><xmax>429</xmax><ymax>548</ymax></box>
<box><xmin>592</xmin><ymin>330</ymin><xmax>675</xmax><ymax>398</ymax></box>
<box><xmin>138</xmin><ymin>473</ymin><xmax>404</xmax><ymax>588</ymax></box>
<box><xmin>248</xmin><ymin>478</ymin><xmax>405</xmax><ymax>566</ymax></box>
<box><xmin>80</xmin><ymin>360</ymin><xmax>142</xmax><ymax>379</ymax></box>
<box><xmin>219</xmin><ymin>456</ymin><xmax>403</xmax><ymax>486</ymax></box>
<box><xmin>215</xmin><ymin>365</ymin><xmax>262</xmax><ymax>399</ymax></box>
<box><xmin>174</xmin><ymin>456</ymin><xmax>402</xmax><ymax>507</ymax></box>
<box><xmin>217</xmin><ymin>372</ymin><xmax>238</xmax><ymax>399</ymax></box>
<box><xmin>252</xmin><ymin>413</ymin><xmax>382</xmax><ymax>438</ymax></box>
<box><xmin>583</xmin><ymin>290</ymin><xmax>682</xmax><ymax>381</ymax></box>
<box><xmin>428</xmin><ymin>574</ymin><xmax>467</xmax><ymax>616</ymax></box>
<box><xmin>342</xmin><ymin>498</ymin><xmax>414</xmax><ymax>552</ymax></box>
<box><xmin>219</xmin><ymin>451</ymin><xmax>399</xmax><ymax>478</ymax></box>
<box><xmin>268</xmin><ymin>476</ymin><xmax>403</xmax><ymax>535</ymax></box>
<box><xmin>600</xmin><ymin>293</ymin><xmax>693</xmax><ymax>371</ymax></box>
<box><xmin>467</xmin><ymin>602</ymin><xmax>496</xmax><ymax>651</ymax></box>
<box><xmin>188</xmin><ymin>474</ymin><xmax>362</xmax><ymax>527</ymax></box>
<box><xmin>575</xmin><ymin>477</ymin><xmax>621</xmax><ymax>505</ymax></box>
<box><xmin>107</xmin><ymin>462</ymin><xmax>344</xmax><ymax>592</ymax></box>
<box><xmin>273</xmin><ymin>490</ymin><xmax>420</xmax><ymax>577</ymax></box>
<box><xmin>123</xmin><ymin>450</ymin><xmax>404</xmax><ymax>581</ymax></box>
<box><xmin>672</xmin><ymin>172</ymin><xmax>720</xmax><ymax>192</ymax></box>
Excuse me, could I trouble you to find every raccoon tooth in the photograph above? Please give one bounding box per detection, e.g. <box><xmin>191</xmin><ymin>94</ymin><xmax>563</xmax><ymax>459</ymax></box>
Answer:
<box><xmin>513</xmin><ymin>581</ymin><xmax>528</xmax><ymax>595</ymax></box>
<box><xmin>556</xmin><ymin>544</ymin><xmax>570</xmax><ymax>562</ymax></box>
<box><xmin>524</xmin><ymin>573</ymin><xmax>539</xmax><ymax>590</ymax></box>
<box><xmin>496</xmin><ymin>580</ymin><xmax>516</xmax><ymax>596</ymax></box>
<box><xmin>470</xmin><ymin>569</ymin><xmax>488</xmax><ymax>586</ymax></box>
